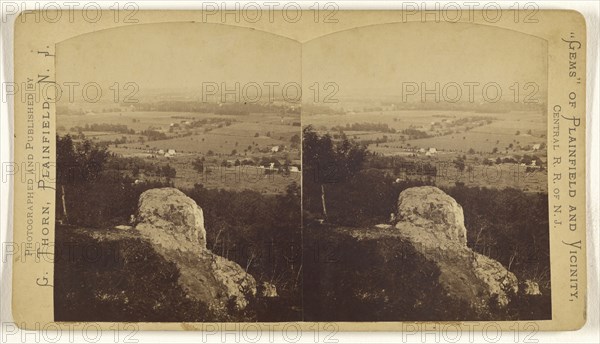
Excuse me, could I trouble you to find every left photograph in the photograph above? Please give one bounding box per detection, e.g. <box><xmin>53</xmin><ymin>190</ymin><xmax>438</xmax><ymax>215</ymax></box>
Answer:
<box><xmin>53</xmin><ymin>23</ymin><xmax>302</xmax><ymax>322</ymax></box>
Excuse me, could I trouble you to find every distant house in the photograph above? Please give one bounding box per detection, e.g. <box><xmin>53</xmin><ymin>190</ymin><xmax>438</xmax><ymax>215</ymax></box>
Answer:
<box><xmin>271</xmin><ymin>146</ymin><xmax>280</xmax><ymax>153</ymax></box>
<box><xmin>532</xmin><ymin>144</ymin><xmax>541</xmax><ymax>151</ymax></box>
<box><xmin>167</xmin><ymin>149</ymin><xmax>176</xmax><ymax>155</ymax></box>
<box><xmin>290</xmin><ymin>166</ymin><xmax>300</xmax><ymax>173</ymax></box>
<box><xmin>158</xmin><ymin>149</ymin><xmax>165</xmax><ymax>155</ymax></box>
<box><xmin>418</xmin><ymin>148</ymin><xmax>426</xmax><ymax>153</ymax></box>
<box><xmin>428</xmin><ymin>147</ymin><xmax>437</xmax><ymax>154</ymax></box>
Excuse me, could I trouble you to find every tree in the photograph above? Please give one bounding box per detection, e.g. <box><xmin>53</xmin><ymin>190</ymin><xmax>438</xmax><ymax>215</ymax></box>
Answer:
<box><xmin>56</xmin><ymin>135</ymin><xmax>110</xmax><ymax>223</ymax></box>
<box><xmin>453</xmin><ymin>156</ymin><xmax>466</xmax><ymax>172</ymax></box>
<box><xmin>290</xmin><ymin>134</ymin><xmax>300</xmax><ymax>149</ymax></box>
<box><xmin>57</xmin><ymin>135</ymin><xmax>75</xmax><ymax>222</ymax></box>
<box><xmin>161</xmin><ymin>164</ymin><xmax>177</xmax><ymax>179</ymax></box>
<box><xmin>132</xmin><ymin>165</ymin><xmax>140</xmax><ymax>178</ymax></box>
<box><xmin>192</xmin><ymin>157</ymin><xmax>204</xmax><ymax>173</ymax></box>
<box><xmin>521</xmin><ymin>155</ymin><xmax>533</xmax><ymax>165</ymax></box>
<box><xmin>302</xmin><ymin>126</ymin><xmax>367</xmax><ymax>220</ymax></box>
<box><xmin>303</xmin><ymin>127</ymin><xmax>334</xmax><ymax>219</ymax></box>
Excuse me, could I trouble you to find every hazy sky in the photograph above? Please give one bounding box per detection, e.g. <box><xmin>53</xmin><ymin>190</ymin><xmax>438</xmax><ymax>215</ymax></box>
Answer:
<box><xmin>56</xmin><ymin>22</ymin><xmax>301</xmax><ymax>99</ymax></box>
<box><xmin>302</xmin><ymin>22</ymin><xmax>548</xmax><ymax>102</ymax></box>
<box><xmin>57</xmin><ymin>21</ymin><xmax>547</xmax><ymax>105</ymax></box>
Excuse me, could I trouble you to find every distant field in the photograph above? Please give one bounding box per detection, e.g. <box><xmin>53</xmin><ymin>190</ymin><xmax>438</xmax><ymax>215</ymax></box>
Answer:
<box><xmin>386</xmin><ymin>155</ymin><xmax>547</xmax><ymax>193</ymax></box>
<box><xmin>172</xmin><ymin>155</ymin><xmax>300</xmax><ymax>192</ymax></box>
<box><xmin>58</xmin><ymin>111</ymin><xmax>301</xmax><ymax>194</ymax></box>
<box><xmin>306</xmin><ymin>110</ymin><xmax>546</xmax><ymax>154</ymax></box>
<box><xmin>121</xmin><ymin>132</ymin><xmax>284</xmax><ymax>155</ymax></box>
<box><xmin>58</xmin><ymin>111</ymin><xmax>300</xmax><ymax>152</ymax></box>
<box><xmin>381</xmin><ymin>130</ymin><xmax>542</xmax><ymax>154</ymax></box>
<box><xmin>306</xmin><ymin>110</ymin><xmax>477</xmax><ymax>130</ymax></box>
<box><xmin>58</xmin><ymin>111</ymin><xmax>222</xmax><ymax>132</ymax></box>
<box><xmin>305</xmin><ymin>109</ymin><xmax>547</xmax><ymax>193</ymax></box>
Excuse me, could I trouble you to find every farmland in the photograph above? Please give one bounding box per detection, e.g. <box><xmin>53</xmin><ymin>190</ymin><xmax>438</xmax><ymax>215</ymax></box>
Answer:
<box><xmin>58</xmin><ymin>109</ymin><xmax>301</xmax><ymax>194</ymax></box>
<box><xmin>304</xmin><ymin>108</ymin><xmax>547</xmax><ymax>192</ymax></box>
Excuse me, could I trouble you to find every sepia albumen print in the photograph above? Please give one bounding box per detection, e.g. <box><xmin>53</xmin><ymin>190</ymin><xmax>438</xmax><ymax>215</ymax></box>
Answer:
<box><xmin>53</xmin><ymin>21</ymin><xmax>550</xmax><ymax>322</ymax></box>
<box><xmin>301</xmin><ymin>22</ymin><xmax>550</xmax><ymax>321</ymax></box>
<box><xmin>10</xmin><ymin>9</ymin><xmax>586</xmax><ymax>330</ymax></box>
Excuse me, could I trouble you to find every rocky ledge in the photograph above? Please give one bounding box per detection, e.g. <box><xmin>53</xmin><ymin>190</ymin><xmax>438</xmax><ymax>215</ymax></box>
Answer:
<box><xmin>132</xmin><ymin>188</ymin><xmax>260</xmax><ymax>311</ymax></box>
<box><xmin>304</xmin><ymin>186</ymin><xmax>534</xmax><ymax>320</ymax></box>
<box><xmin>394</xmin><ymin>186</ymin><xmax>518</xmax><ymax>308</ymax></box>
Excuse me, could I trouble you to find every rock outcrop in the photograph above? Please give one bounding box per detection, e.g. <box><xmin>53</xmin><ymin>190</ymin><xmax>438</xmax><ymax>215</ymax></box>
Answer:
<box><xmin>304</xmin><ymin>186</ymin><xmax>523</xmax><ymax>320</ymax></box>
<box><xmin>136</xmin><ymin>188</ymin><xmax>207</xmax><ymax>249</ymax></box>
<box><xmin>396</xmin><ymin>186</ymin><xmax>467</xmax><ymax>244</ymax></box>
<box><xmin>394</xmin><ymin>186</ymin><xmax>518</xmax><ymax>307</ymax></box>
<box><xmin>134</xmin><ymin>188</ymin><xmax>256</xmax><ymax>311</ymax></box>
<box><xmin>522</xmin><ymin>280</ymin><xmax>541</xmax><ymax>296</ymax></box>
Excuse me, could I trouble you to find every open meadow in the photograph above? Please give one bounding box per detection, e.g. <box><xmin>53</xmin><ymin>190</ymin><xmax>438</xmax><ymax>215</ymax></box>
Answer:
<box><xmin>58</xmin><ymin>110</ymin><xmax>301</xmax><ymax>194</ymax></box>
<box><xmin>306</xmin><ymin>110</ymin><xmax>545</xmax><ymax>151</ymax></box>
<box><xmin>304</xmin><ymin>108</ymin><xmax>547</xmax><ymax>193</ymax></box>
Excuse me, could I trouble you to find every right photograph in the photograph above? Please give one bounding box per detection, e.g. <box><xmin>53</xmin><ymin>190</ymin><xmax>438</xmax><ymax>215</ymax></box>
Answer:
<box><xmin>301</xmin><ymin>22</ymin><xmax>551</xmax><ymax>321</ymax></box>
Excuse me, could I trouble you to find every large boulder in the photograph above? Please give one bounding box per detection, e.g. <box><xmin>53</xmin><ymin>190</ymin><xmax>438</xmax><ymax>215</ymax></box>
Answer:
<box><xmin>136</xmin><ymin>188</ymin><xmax>207</xmax><ymax>249</ymax></box>
<box><xmin>135</xmin><ymin>187</ymin><xmax>256</xmax><ymax>311</ymax></box>
<box><xmin>395</xmin><ymin>186</ymin><xmax>518</xmax><ymax>308</ymax></box>
<box><xmin>396</xmin><ymin>186</ymin><xmax>467</xmax><ymax>245</ymax></box>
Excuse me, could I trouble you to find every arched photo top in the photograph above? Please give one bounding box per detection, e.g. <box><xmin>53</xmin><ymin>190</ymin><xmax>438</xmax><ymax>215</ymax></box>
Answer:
<box><xmin>55</xmin><ymin>22</ymin><xmax>301</xmax><ymax>93</ymax></box>
<box><xmin>302</xmin><ymin>21</ymin><xmax>548</xmax><ymax>104</ymax></box>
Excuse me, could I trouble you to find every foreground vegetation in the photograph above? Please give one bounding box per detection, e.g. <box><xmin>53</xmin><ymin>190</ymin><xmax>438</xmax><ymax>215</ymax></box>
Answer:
<box><xmin>302</xmin><ymin>126</ymin><xmax>551</xmax><ymax>320</ymax></box>
<box><xmin>55</xmin><ymin>129</ymin><xmax>550</xmax><ymax>321</ymax></box>
<box><xmin>55</xmin><ymin>135</ymin><xmax>301</xmax><ymax>321</ymax></box>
